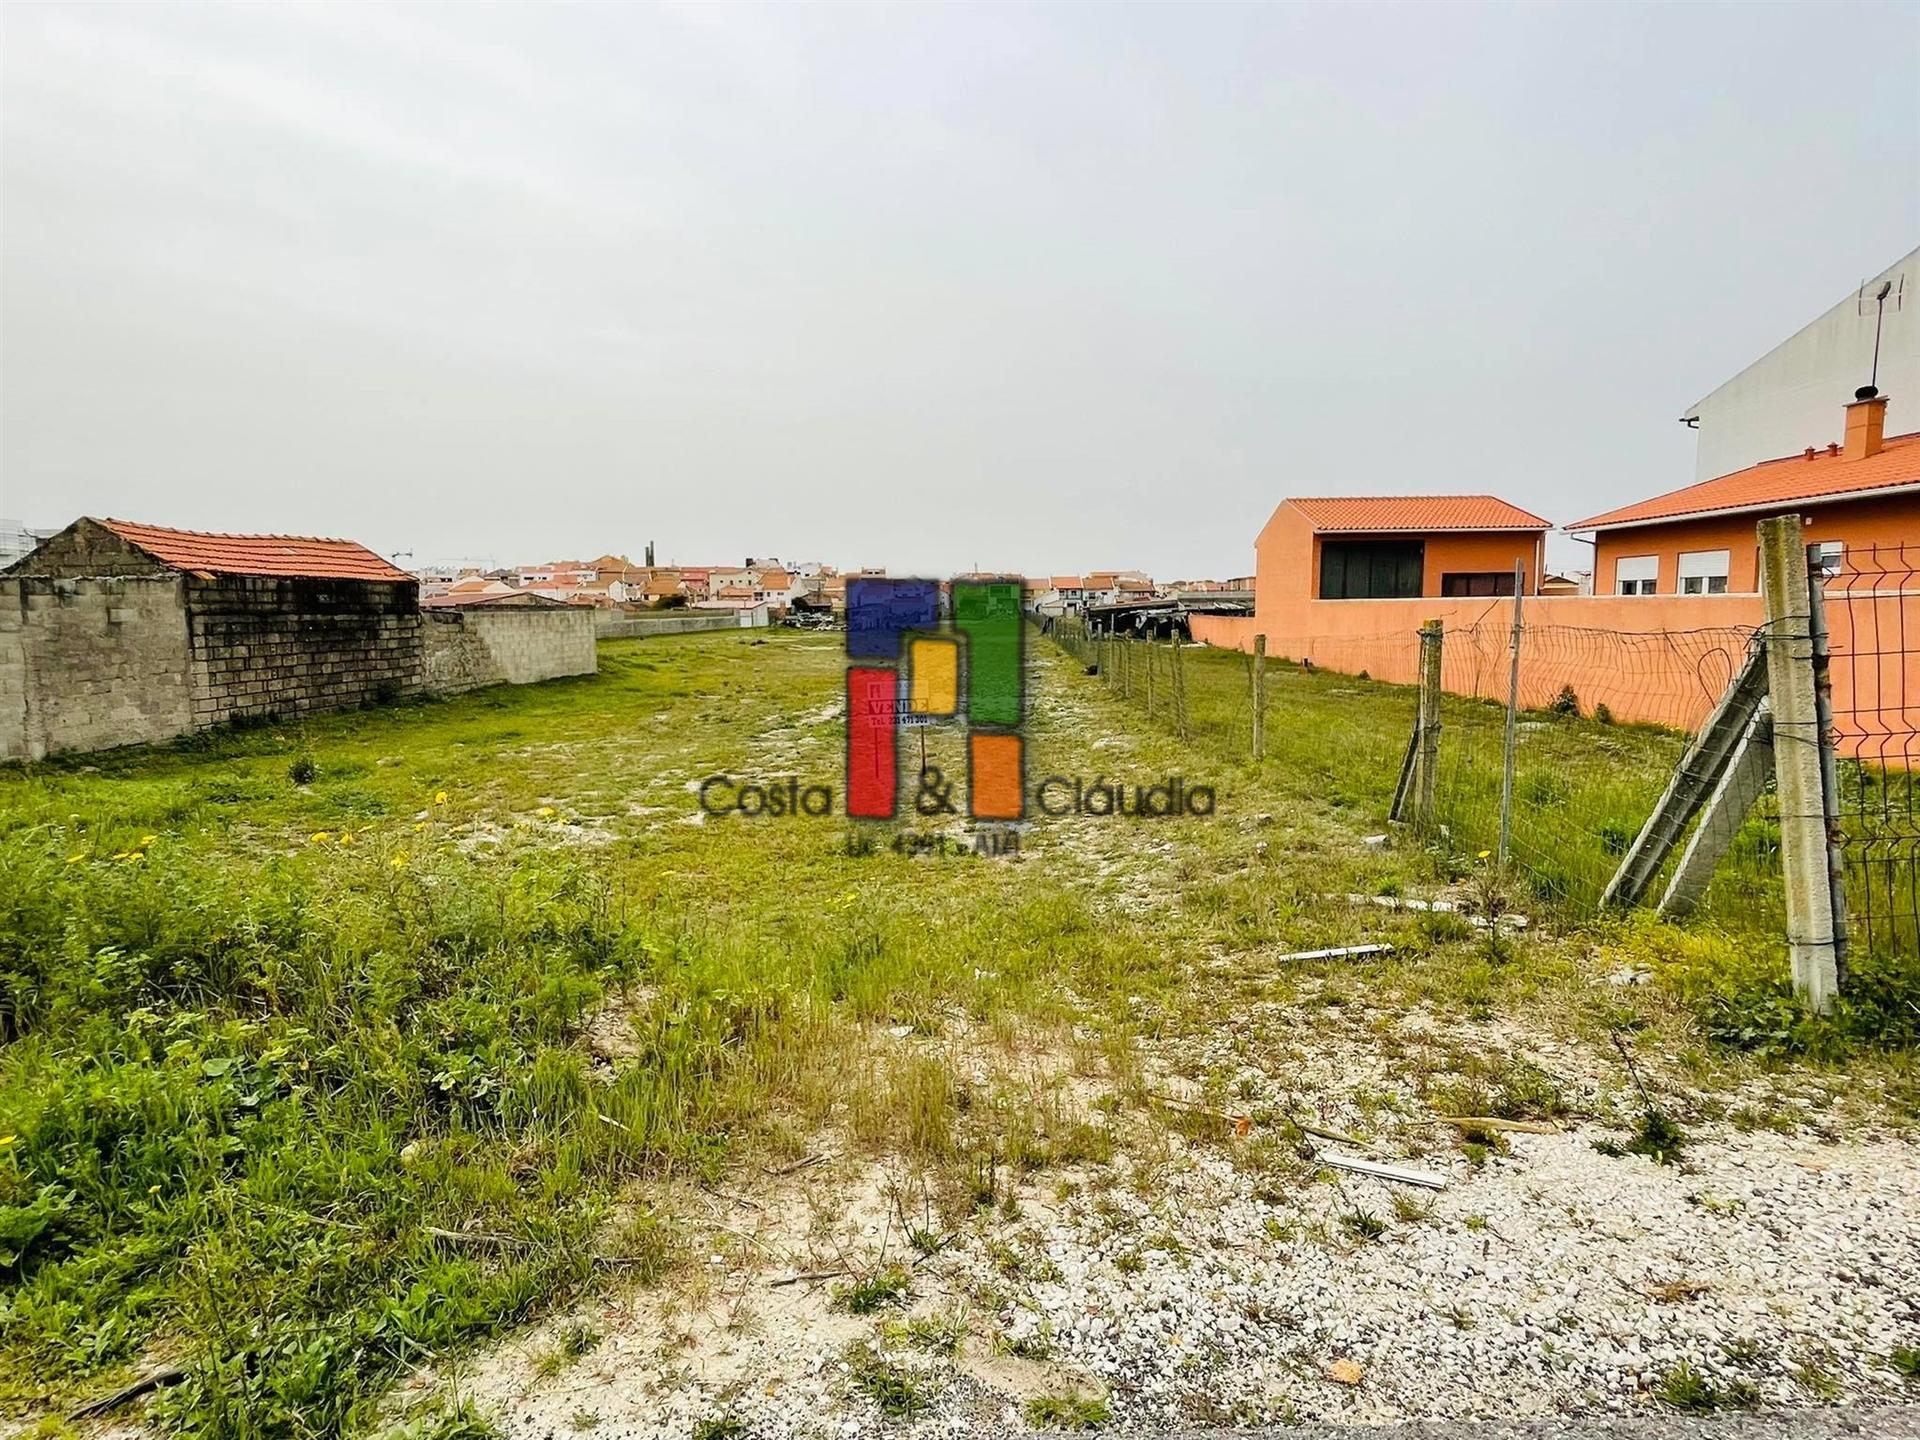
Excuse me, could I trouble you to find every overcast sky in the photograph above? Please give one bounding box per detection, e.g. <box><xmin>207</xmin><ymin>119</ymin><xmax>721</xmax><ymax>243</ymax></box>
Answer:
<box><xmin>2</xmin><ymin>2</ymin><xmax>1915</xmax><ymax>578</ymax></box>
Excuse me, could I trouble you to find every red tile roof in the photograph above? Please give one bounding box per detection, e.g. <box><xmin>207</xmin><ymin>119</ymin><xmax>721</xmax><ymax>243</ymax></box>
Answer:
<box><xmin>420</xmin><ymin>591</ymin><xmax>567</xmax><ymax>609</ymax></box>
<box><xmin>100</xmin><ymin>519</ymin><xmax>413</xmax><ymax>582</ymax></box>
<box><xmin>1285</xmin><ymin>496</ymin><xmax>1551</xmax><ymax>533</ymax></box>
<box><xmin>1566</xmin><ymin>432</ymin><xmax>1920</xmax><ymax>532</ymax></box>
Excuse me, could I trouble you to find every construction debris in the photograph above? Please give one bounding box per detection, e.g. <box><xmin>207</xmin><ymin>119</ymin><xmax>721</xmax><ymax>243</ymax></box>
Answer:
<box><xmin>1274</xmin><ymin>942</ymin><xmax>1395</xmax><ymax>963</ymax></box>
<box><xmin>1319</xmin><ymin>1151</ymin><xmax>1447</xmax><ymax>1189</ymax></box>
<box><xmin>1436</xmin><ymin>1115</ymin><xmax>1560</xmax><ymax>1135</ymax></box>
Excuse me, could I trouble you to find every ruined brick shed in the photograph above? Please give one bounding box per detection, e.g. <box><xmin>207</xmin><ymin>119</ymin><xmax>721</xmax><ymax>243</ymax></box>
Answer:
<box><xmin>1</xmin><ymin>518</ymin><xmax>596</xmax><ymax>761</ymax></box>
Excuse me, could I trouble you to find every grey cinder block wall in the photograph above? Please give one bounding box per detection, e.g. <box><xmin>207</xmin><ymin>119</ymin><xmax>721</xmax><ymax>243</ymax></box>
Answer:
<box><xmin>423</xmin><ymin>607</ymin><xmax>598</xmax><ymax>693</ymax></box>
<box><xmin>1</xmin><ymin>521</ymin><xmax>597</xmax><ymax>762</ymax></box>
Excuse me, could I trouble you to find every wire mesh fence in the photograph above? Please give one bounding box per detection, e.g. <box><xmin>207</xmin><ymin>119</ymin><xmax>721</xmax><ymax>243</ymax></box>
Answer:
<box><xmin>1424</xmin><ymin>621</ymin><xmax>1780</xmax><ymax>927</ymax></box>
<box><xmin>1045</xmin><ymin>571</ymin><xmax>1920</xmax><ymax>965</ymax></box>
<box><xmin>1827</xmin><ymin>541</ymin><xmax>1920</xmax><ymax>959</ymax></box>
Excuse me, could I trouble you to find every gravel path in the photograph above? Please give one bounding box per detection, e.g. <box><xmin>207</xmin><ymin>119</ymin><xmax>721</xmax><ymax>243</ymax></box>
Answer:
<box><xmin>1189</xmin><ymin>1409</ymin><xmax>1920</xmax><ymax>1439</ymax></box>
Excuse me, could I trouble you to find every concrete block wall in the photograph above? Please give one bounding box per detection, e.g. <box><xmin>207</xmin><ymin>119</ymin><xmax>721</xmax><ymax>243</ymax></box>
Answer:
<box><xmin>185</xmin><ymin>576</ymin><xmax>423</xmax><ymax>728</ymax></box>
<box><xmin>452</xmin><ymin>607</ymin><xmax>597</xmax><ymax>684</ymax></box>
<box><xmin>420</xmin><ymin>611</ymin><xmax>500</xmax><ymax>695</ymax></box>
<box><xmin>596</xmin><ymin>611</ymin><xmax>746</xmax><ymax>639</ymax></box>
<box><xmin>0</xmin><ymin>576</ymin><xmax>194</xmax><ymax>761</ymax></box>
<box><xmin>1</xmin><ymin>568</ymin><xmax>596</xmax><ymax>763</ymax></box>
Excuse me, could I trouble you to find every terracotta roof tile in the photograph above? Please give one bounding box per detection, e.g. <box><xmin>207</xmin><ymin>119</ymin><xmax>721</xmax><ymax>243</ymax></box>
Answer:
<box><xmin>1285</xmin><ymin>496</ymin><xmax>1551</xmax><ymax>533</ymax></box>
<box><xmin>1566</xmin><ymin>432</ymin><xmax>1920</xmax><ymax>532</ymax></box>
<box><xmin>100</xmin><ymin>519</ymin><xmax>412</xmax><ymax>582</ymax></box>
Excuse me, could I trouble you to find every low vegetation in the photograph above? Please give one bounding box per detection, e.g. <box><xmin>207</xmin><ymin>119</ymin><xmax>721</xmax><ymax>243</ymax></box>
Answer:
<box><xmin>1</xmin><ymin>627</ymin><xmax>1913</xmax><ymax>1436</ymax></box>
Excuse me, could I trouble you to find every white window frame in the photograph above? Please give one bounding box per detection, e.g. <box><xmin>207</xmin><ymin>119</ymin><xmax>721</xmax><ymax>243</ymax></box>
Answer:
<box><xmin>1616</xmin><ymin>554</ymin><xmax>1658</xmax><ymax>596</ymax></box>
<box><xmin>1677</xmin><ymin>549</ymin><xmax>1731</xmax><ymax>596</ymax></box>
<box><xmin>1812</xmin><ymin>540</ymin><xmax>1845</xmax><ymax>577</ymax></box>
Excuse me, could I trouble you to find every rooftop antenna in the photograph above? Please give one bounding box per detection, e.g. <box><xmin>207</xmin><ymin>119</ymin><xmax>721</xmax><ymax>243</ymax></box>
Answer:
<box><xmin>1862</xmin><ymin>278</ymin><xmax>1894</xmax><ymax>399</ymax></box>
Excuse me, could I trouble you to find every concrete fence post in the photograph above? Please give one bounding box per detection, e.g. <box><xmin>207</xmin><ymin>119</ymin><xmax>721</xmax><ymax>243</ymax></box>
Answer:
<box><xmin>1805</xmin><ymin>546</ymin><xmax>1851</xmax><ymax>993</ymax></box>
<box><xmin>1757</xmin><ymin>515</ymin><xmax>1840</xmax><ymax>1013</ymax></box>
<box><xmin>1252</xmin><ymin>634</ymin><xmax>1267</xmax><ymax>761</ymax></box>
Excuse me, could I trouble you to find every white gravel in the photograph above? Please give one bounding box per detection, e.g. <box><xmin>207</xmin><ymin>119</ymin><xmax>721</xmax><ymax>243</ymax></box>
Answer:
<box><xmin>448</xmin><ymin>1117</ymin><xmax>1919</xmax><ymax>1439</ymax></box>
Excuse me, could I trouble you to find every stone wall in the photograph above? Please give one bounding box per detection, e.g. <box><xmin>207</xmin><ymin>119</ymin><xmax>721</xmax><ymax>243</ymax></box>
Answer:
<box><xmin>185</xmin><ymin>576</ymin><xmax>423</xmax><ymax>729</ymax></box>
<box><xmin>2</xmin><ymin>536</ymin><xmax>598</xmax><ymax>760</ymax></box>
<box><xmin>422</xmin><ymin>607</ymin><xmax>597</xmax><ymax>692</ymax></box>
<box><xmin>0</xmin><ymin>575</ymin><xmax>194</xmax><ymax>761</ymax></box>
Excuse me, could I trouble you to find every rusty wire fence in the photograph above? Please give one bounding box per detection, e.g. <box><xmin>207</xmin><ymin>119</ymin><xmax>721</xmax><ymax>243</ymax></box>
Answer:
<box><xmin>1043</xmin><ymin>613</ymin><xmax>1789</xmax><ymax>936</ymax></box>
<box><xmin>1046</xmin><ymin>548</ymin><xmax>1920</xmax><ymax>976</ymax></box>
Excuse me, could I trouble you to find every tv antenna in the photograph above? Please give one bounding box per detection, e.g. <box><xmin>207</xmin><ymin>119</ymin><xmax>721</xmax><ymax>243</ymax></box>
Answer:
<box><xmin>1868</xmin><ymin>278</ymin><xmax>1894</xmax><ymax>395</ymax></box>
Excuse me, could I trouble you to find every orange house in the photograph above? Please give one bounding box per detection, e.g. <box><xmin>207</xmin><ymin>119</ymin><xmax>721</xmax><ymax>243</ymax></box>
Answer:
<box><xmin>1567</xmin><ymin>391</ymin><xmax>1919</xmax><ymax>594</ymax></box>
<box><xmin>1256</xmin><ymin>495</ymin><xmax>1551</xmax><ymax>611</ymax></box>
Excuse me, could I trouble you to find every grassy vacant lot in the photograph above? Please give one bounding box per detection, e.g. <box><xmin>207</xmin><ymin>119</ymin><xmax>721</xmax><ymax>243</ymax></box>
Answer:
<box><xmin>1</xmin><ymin>629</ymin><xmax>1914</xmax><ymax>1437</ymax></box>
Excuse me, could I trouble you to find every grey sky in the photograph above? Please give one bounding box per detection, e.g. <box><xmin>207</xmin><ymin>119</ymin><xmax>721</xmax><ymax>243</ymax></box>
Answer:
<box><xmin>2</xmin><ymin>2</ymin><xmax>1915</xmax><ymax>579</ymax></box>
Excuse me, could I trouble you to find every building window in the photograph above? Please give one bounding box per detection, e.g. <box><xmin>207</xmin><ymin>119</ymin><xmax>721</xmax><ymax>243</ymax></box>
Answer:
<box><xmin>1616</xmin><ymin>555</ymin><xmax>1658</xmax><ymax>596</ymax></box>
<box><xmin>1811</xmin><ymin>540</ymin><xmax>1845</xmax><ymax>577</ymax></box>
<box><xmin>1677</xmin><ymin>549</ymin><xmax>1731</xmax><ymax>595</ymax></box>
<box><xmin>1441</xmin><ymin>571</ymin><xmax>1518</xmax><ymax>598</ymax></box>
<box><xmin>1319</xmin><ymin>540</ymin><xmax>1424</xmax><ymax>600</ymax></box>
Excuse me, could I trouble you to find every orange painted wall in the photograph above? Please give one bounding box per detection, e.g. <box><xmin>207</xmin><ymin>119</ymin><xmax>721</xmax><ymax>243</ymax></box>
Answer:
<box><xmin>1194</xmin><ymin>501</ymin><xmax>1920</xmax><ymax>750</ymax></box>
<box><xmin>1256</xmin><ymin>505</ymin><xmax>1545</xmax><ymax>607</ymax></box>
<box><xmin>1192</xmin><ymin>594</ymin><xmax>1763</xmax><ymax>729</ymax></box>
<box><xmin>1592</xmin><ymin>492</ymin><xmax>1920</xmax><ymax>595</ymax></box>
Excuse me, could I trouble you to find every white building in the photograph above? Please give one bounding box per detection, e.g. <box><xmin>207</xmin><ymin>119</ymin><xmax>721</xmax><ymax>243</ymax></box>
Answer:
<box><xmin>1682</xmin><ymin>245</ymin><xmax>1919</xmax><ymax>482</ymax></box>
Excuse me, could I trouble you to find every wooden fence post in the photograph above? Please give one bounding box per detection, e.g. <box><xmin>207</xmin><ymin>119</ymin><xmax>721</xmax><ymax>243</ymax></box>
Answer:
<box><xmin>1170</xmin><ymin>636</ymin><xmax>1189</xmax><ymax>741</ymax></box>
<box><xmin>1758</xmin><ymin>515</ymin><xmax>1840</xmax><ymax>1012</ymax></box>
<box><xmin>1252</xmin><ymin>634</ymin><xmax>1267</xmax><ymax>761</ymax></box>
<box><xmin>1497</xmin><ymin>560</ymin><xmax>1524</xmax><ymax>866</ymax></box>
<box><xmin>1414</xmin><ymin>620</ymin><xmax>1443</xmax><ymax>834</ymax></box>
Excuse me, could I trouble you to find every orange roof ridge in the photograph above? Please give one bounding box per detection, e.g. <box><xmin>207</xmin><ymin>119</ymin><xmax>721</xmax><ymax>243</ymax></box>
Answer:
<box><xmin>102</xmin><ymin>517</ymin><xmax>365</xmax><ymax>545</ymax></box>
<box><xmin>1285</xmin><ymin>496</ymin><xmax>1552</xmax><ymax>533</ymax></box>
<box><xmin>1566</xmin><ymin>430</ymin><xmax>1920</xmax><ymax>532</ymax></box>
<box><xmin>97</xmin><ymin>518</ymin><xmax>414</xmax><ymax>583</ymax></box>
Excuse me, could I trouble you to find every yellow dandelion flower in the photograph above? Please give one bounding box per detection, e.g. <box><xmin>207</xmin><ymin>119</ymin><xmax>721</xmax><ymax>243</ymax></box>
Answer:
<box><xmin>148</xmin><ymin>1184</ymin><xmax>160</xmax><ymax>1194</ymax></box>
<box><xmin>0</xmin><ymin>1134</ymin><xmax>16</xmax><ymax>1147</ymax></box>
<box><xmin>434</xmin><ymin>790</ymin><xmax>450</xmax><ymax>805</ymax></box>
<box><xmin>537</xmin><ymin>806</ymin><xmax>556</xmax><ymax>817</ymax></box>
<box><xmin>339</xmin><ymin>830</ymin><xmax>354</xmax><ymax>845</ymax></box>
<box><xmin>309</xmin><ymin>831</ymin><xmax>332</xmax><ymax>845</ymax></box>
<box><xmin>111</xmin><ymin>850</ymin><xmax>132</xmax><ymax>860</ymax></box>
<box><xmin>139</xmin><ymin>834</ymin><xmax>157</xmax><ymax>847</ymax></box>
<box><xmin>1476</xmin><ymin>849</ymin><xmax>1492</xmax><ymax>860</ymax></box>
<box><xmin>67</xmin><ymin>852</ymin><xmax>87</xmax><ymax>864</ymax></box>
<box><xmin>390</xmin><ymin>854</ymin><xmax>408</xmax><ymax>869</ymax></box>
<box><xmin>412</xmin><ymin>821</ymin><xmax>427</xmax><ymax>831</ymax></box>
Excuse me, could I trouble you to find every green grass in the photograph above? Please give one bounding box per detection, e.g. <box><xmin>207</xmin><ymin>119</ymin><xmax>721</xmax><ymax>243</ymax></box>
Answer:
<box><xmin>0</xmin><ymin>634</ymin><xmax>1187</xmax><ymax>1434</ymax></box>
<box><xmin>1057</xmin><ymin>625</ymin><xmax>1920</xmax><ymax>1053</ymax></box>
<box><xmin>833</xmin><ymin>1266</ymin><xmax>911</xmax><ymax>1315</ymax></box>
<box><xmin>1656</xmin><ymin>1359</ymin><xmax>1759</xmax><ymax>1413</ymax></box>
<box><xmin>1025</xmin><ymin>1390</ymin><xmax>1111</xmax><ymax>1429</ymax></box>
<box><xmin>843</xmin><ymin>1343</ymin><xmax>928</xmax><ymax>1417</ymax></box>
<box><xmin>2</xmin><ymin>625</ymin><xmax>1912</xmax><ymax>1436</ymax></box>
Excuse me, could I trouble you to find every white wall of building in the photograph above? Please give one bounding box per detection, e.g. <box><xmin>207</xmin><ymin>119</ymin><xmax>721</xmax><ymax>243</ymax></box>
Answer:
<box><xmin>1684</xmin><ymin>245</ymin><xmax>1920</xmax><ymax>482</ymax></box>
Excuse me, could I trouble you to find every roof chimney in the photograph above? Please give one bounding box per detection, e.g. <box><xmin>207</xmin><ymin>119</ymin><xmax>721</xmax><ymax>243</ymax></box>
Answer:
<box><xmin>1843</xmin><ymin>385</ymin><xmax>1887</xmax><ymax>461</ymax></box>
